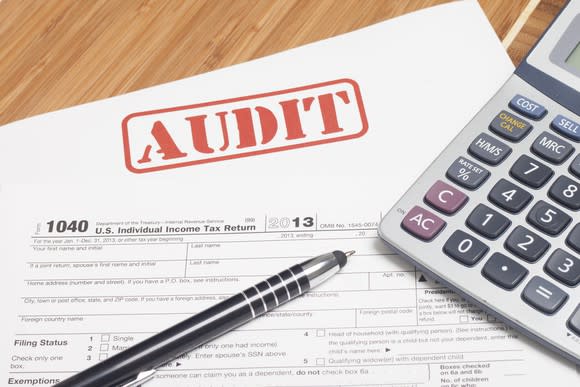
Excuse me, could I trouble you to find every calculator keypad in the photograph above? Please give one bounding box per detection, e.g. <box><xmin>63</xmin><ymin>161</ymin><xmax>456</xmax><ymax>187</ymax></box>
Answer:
<box><xmin>551</xmin><ymin>114</ymin><xmax>580</xmax><ymax>142</ymax></box>
<box><xmin>569</xmin><ymin>305</ymin><xmax>580</xmax><ymax>337</ymax></box>
<box><xmin>548</xmin><ymin>175</ymin><xmax>580</xmax><ymax>210</ymax></box>
<box><xmin>468</xmin><ymin>133</ymin><xmax>512</xmax><ymax>165</ymax></box>
<box><xmin>401</xmin><ymin>206</ymin><xmax>445</xmax><ymax>241</ymax></box>
<box><xmin>509</xmin><ymin>155</ymin><xmax>553</xmax><ymax>188</ymax></box>
<box><xmin>522</xmin><ymin>276</ymin><xmax>568</xmax><ymax>315</ymax></box>
<box><xmin>566</xmin><ymin>224</ymin><xmax>580</xmax><ymax>253</ymax></box>
<box><xmin>482</xmin><ymin>252</ymin><xmax>528</xmax><ymax>289</ymax></box>
<box><xmin>488</xmin><ymin>178</ymin><xmax>532</xmax><ymax>213</ymax></box>
<box><xmin>446</xmin><ymin>157</ymin><xmax>490</xmax><ymax>189</ymax></box>
<box><xmin>489</xmin><ymin>110</ymin><xmax>532</xmax><ymax>141</ymax></box>
<box><xmin>544</xmin><ymin>249</ymin><xmax>580</xmax><ymax>287</ymax></box>
<box><xmin>509</xmin><ymin>94</ymin><xmax>547</xmax><ymax>120</ymax></box>
<box><xmin>443</xmin><ymin>230</ymin><xmax>489</xmax><ymax>266</ymax></box>
<box><xmin>531</xmin><ymin>132</ymin><xmax>574</xmax><ymax>164</ymax></box>
<box><xmin>569</xmin><ymin>155</ymin><xmax>580</xmax><ymax>178</ymax></box>
<box><xmin>424</xmin><ymin>180</ymin><xmax>468</xmax><ymax>214</ymax></box>
<box><xmin>504</xmin><ymin>226</ymin><xmax>550</xmax><ymax>262</ymax></box>
<box><xmin>466</xmin><ymin>204</ymin><xmax>511</xmax><ymax>239</ymax></box>
<box><xmin>386</xmin><ymin>87</ymin><xmax>580</xmax><ymax>364</ymax></box>
<box><xmin>527</xmin><ymin>200</ymin><xmax>571</xmax><ymax>236</ymax></box>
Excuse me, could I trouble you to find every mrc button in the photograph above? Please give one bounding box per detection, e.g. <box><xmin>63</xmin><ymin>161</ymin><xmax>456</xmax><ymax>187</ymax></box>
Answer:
<box><xmin>489</xmin><ymin>110</ymin><xmax>532</xmax><ymax>142</ymax></box>
<box><xmin>531</xmin><ymin>132</ymin><xmax>574</xmax><ymax>164</ymax></box>
<box><xmin>468</xmin><ymin>133</ymin><xmax>512</xmax><ymax>165</ymax></box>
<box><xmin>508</xmin><ymin>94</ymin><xmax>547</xmax><ymax>120</ymax></box>
<box><xmin>551</xmin><ymin>114</ymin><xmax>580</xmax><ymax>142</ymax></box>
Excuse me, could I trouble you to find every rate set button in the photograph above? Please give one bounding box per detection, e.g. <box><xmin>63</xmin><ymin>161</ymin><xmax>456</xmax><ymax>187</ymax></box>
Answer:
<box><xmin>446</xmin><ymin>157</ymin><xmax>490</xmax><ymax>190</ymax></box>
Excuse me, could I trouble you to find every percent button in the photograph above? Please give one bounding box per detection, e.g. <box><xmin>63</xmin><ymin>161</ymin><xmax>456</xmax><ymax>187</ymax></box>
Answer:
<box><xmin>446</xmin><ymin>157</ymin><xmax>490</xmax><ymax>190</ymax></box>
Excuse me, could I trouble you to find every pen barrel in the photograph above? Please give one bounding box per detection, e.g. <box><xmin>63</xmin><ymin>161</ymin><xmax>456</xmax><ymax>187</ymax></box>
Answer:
<box><xmin>54</xmin><ymin>264</ymin><xmax>310</xmax><ymax>387</ymax></box>
<box><xmin>244</xmin><ymin>263</ymin><xmax>311</xmax><ymax>316</ymax></box>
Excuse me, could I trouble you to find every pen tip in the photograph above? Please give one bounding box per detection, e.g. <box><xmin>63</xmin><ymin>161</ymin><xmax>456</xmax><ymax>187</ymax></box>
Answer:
<box><xmin>345</xmin><ymin>250</ymin><xmax>355</xmax><ymax>257</ymax></box>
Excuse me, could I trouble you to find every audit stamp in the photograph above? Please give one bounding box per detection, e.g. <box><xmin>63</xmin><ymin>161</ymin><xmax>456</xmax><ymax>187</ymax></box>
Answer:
<box><xmin>122</xmin><ymin>79</ymin><xmax>368</xmax><ymax>173</ymax></box>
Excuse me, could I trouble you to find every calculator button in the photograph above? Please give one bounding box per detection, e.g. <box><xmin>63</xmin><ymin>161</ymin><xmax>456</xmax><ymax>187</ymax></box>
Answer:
<box><xmin>443</xmin><ymin>230</ymin><xmax>489</xmax><ymax>266</ymax></box>
<box><xmin>489</xmin><ymin>110</ymin><xmax>532</xmax><ymax>142</ymax></box>
<box><xmin>424</xmin><ymin>180</ymin><xmax>468</xmax><ymax>214</ymax></box>
<box><xmin>531</xmin><ymin>132</ymin><xmax>574</xmax><ymax>164</ymax></box>
<box><xmin>488</xmin><ymin>178</ymin><xmax>532</xmax><ymax>213</ymax></box>
<box><xmin>569</xmin><ymin>305</ymin><xmax>580</xmax><ymax>337</ymax></box>
<box><xmin>508</xmin><ymin>94</ymin><xmax>547</xmax><ymax>120</ymax></box>
<box><xmin>527</xmin><ymin>200</ymin><xmax>571</xmax><ymax>236</ymax></box>
<box><xmin>566</xmin><ymin>224</ymin><xmax>580</xmax><ymax>253</ymax></box>
<box><xmin>509</xmin><ymin>155</ymin><xmax>553</xmax><ymax>188</ymax></box>
<box><xmin>482</xmin><ymin>252</ymin><xmax>528</xmax><ymax>290</ymax></box>
<box><xmin>401</xmin><ymin>206</ymin><xmax>446</xmax><ymax>241</ymax></box>
<box><xmin>548</xmin><ymin>175</ymin><xmax>580</xmax><ymax>210</ymax></box>
<box><xmin>544</xmin><ymin>249</ymin><xmax>580</xmax><ymax>287</ymax></box>
<box><xmin>570</xmin><ymin>155</ymin><xmax>580</xmax><ymax>179</ymax></box>
<box><xmin>505</xmin><ymin>226</ymin><xmax>550</xmax><ymax>263</ymax></box>
<box><xmin>551</xmin><ymin>114</ymin><xmax>580</xmax><ymax>142</ymax></box>
<box><xmin>468</xmin><ymin>133</ymin><xmax>512</xmax><ymax>165</ymax></box>
<box><xmin>446</xmin><ymin>157</ymin><xmax>490</xmax><ymax>190</ymax></box>
<box><xmin>522</xmin><ymin>276</ymin><xmax>568</xmax><ymax>315</ymax></box>
<box><xmin>466</xmin><ymin>204</ymin><xmax>511</xmax><ymax>239</ymax></box>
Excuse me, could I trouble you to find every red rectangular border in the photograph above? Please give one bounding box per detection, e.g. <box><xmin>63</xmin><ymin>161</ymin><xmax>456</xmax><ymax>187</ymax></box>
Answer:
<box><xmin>122</xmin><ymin>78</ymin><xmax>368</xmax><ymax>174</ymax></box>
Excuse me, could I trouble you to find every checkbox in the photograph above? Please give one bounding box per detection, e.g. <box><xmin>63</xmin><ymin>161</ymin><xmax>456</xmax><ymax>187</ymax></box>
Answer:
<box><xmin>487</xmin><ymin>314</ymin><xmax>497</xmax><ymax>322</ymax></box>
<box><xmin>99</xmin><ymin>353</ymin><xmax>108</xmax><ymax>360</ymax></box>
<box><xmin>101</xmin><ymin>334</ymin><xmax>110</xmax><ymax>342</ymax></box>
<box><xmin>459</xmin><ymin>315</ymin><xmax>469</xmax><ymax>323</ymax></box>
<box><xmin>100</xmin><ymin>344</ymin><xmax>109</xmax><ymax>351</ymax></box>
<box><xmin>316</xmin><ymin>329</ymin><xmax>326</xmax><ymax>337</ymax></box>
<box><xmin>316</xmin><ymin>358</ymin><xmax>325</xmax><ymax>366</ymax></box>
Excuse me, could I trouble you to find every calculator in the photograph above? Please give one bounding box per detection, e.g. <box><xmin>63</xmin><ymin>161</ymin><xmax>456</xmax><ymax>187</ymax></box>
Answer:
<box><xmin>378</xmin><ymin>1</ymin><xmax>580</xmax><ymax>364</ymax></box>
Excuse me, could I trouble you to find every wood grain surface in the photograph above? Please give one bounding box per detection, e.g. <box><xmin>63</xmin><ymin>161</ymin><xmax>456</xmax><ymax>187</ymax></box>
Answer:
<box><xmin>0</xmin><ymin>0</ymin><xmax>566</xmax><ymax>126</ymax></box>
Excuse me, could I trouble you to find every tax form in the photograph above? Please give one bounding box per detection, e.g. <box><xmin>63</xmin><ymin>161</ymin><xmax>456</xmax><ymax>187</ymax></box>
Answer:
<box><xmin>1</xmin><ymin>1</ymin><xmax>579</xmax><ymax>386</ymax></box>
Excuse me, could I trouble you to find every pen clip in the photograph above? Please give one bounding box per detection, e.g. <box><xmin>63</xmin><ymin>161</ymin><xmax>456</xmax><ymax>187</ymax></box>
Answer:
<box><xmin>119</xmin><ymin>369</ymin><xmax>156</xmax><ymax>387</ymax></box>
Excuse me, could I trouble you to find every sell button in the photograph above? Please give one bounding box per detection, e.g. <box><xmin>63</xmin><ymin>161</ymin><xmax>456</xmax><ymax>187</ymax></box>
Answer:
<box><xmin>551</xmin><ymin>114</ymin><xmax>580</xmax><ymax>142</ymax></box>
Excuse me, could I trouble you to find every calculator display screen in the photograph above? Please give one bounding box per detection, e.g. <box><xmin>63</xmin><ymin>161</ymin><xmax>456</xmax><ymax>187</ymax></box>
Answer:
<box><xmin>565</xmin><ymin>42</ymin><xmax>580</xmax><ymax>72</ymax></box>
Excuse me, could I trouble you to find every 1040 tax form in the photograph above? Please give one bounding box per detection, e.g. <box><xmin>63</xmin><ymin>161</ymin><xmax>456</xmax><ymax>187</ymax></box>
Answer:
<box><xmin>3</xmin><ymin>181</ymin><xmax>579</xmax><ymax>386</ymax></box>
<box><xmin>1</xmin><ymin>1</ymin><xmax>579</xmax><ymax>386</ymax></box>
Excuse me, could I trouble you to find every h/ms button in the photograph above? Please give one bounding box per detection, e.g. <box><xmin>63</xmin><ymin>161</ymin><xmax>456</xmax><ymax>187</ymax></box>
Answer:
<box><xmin>468</xmin><ymin>133</ymin><xmax>512</xmax><ymax>165</ymax></box>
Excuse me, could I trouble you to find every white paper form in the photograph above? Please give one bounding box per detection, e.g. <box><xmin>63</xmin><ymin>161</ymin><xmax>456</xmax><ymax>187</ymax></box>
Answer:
<box><xmin>1</xmin><ymin>1</ymin><xmax>579</xmax><ymax>386</ymax></box>
<box><xmin>3</xmin><ymin>181</ymin><xmax>579</xmax><ymax>387</ymax></box>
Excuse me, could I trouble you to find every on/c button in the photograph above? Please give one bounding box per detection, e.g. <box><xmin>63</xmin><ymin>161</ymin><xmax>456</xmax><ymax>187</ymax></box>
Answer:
<box><xmin>424</xmin><ymin>180</ymin><xmax>468</xmax><ymax>214</ymax></box>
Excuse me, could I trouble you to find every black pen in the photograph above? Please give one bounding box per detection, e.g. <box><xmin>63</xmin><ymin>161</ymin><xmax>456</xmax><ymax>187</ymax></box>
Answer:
<box><xmin>55</xmin><ymin>250</ymin><xmax>355</xmax><ymax>387</ymax></box>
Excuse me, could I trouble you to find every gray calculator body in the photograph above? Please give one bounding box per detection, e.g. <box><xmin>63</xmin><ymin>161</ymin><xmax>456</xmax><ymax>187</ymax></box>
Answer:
<box><xmin>379</xmin><ymin>1</ymin><xmax>580</xmax><ymax>365</ymax></box>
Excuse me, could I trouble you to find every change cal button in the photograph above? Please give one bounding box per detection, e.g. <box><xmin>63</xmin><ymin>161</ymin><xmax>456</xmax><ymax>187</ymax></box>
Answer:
<box><xmin>489</xmin><ymin>110</ymin><xmax>532</xmax><ymax>142</ymax></box>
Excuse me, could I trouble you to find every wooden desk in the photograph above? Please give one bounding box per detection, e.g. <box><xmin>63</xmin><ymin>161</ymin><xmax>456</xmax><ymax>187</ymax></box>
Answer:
<box><xmin>0</xmin><ymin>0</ymin><xmax>567</xmax><ymax>126</ymax></box>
